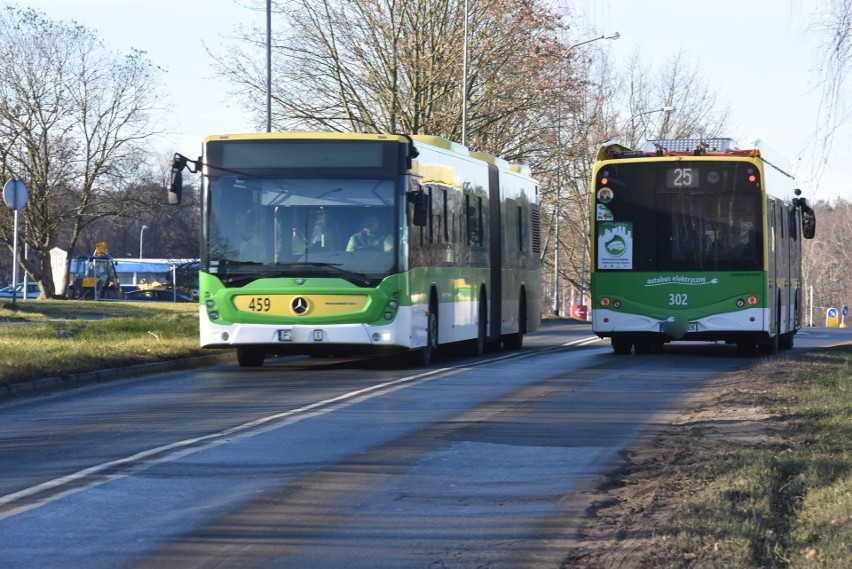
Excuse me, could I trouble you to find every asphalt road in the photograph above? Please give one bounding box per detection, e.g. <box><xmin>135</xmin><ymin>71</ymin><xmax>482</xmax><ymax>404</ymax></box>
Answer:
<box><xmin>0</xmin><ymin>322</ymin><xmax>849</xmax><ymax>568</ymax></box>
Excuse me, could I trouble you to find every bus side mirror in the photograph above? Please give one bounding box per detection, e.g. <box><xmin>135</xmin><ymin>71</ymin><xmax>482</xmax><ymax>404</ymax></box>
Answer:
<box><xmin>801</xmin><ymin>210</ymin><xmax>816</xmax><ymax>239</ymax></box>
<box><xmin>408</xmin><ymin>190</ymin><xmax>428</xmax><ymax>226</ymax></box>
<box><xmin>167</xmin><ymin>153</ymin><xmax>200</xmax><ymax>205</ymax></box>
<box><xmin>793</xmin><ymin>191</ymin><xmax>816</xmax><ymax>239</ymax></box>
<box><xmin>167</xmin><ymin>167</ymin><xmax>182</xmax><ymax>204</ymax></box>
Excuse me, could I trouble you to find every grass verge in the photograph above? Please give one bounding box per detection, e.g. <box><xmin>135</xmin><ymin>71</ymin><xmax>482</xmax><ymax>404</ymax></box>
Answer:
<box><xmin>0</xmin><ymin>299</ymin><xmax>207</xmax><ymax>386</ymax></box>
<box><xmin>648</xmin><ymin>346</ymin><xmax>852</xmax><ymax>568</ymax></box>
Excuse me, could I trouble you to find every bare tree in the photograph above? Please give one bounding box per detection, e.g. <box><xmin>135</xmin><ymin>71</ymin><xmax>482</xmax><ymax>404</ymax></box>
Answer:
<box><xmin>809</xmin><ymin>0</ymin><xmax>852</xmax><ymax>158</ymax></box>
<box><xmin>0</xmin><ymin>6</ymin><xmax>165</xmax><ymax>297</ymax></box>
<box><xmin>213</xmin><ymin>0</ymin><xmax>568</xmax><ymax>153</ymax></box>
<box><xmin>613</xmin><ymin>49</ymin><xmax>730</xmax><ymax>148</ymax></box>
<box><xmin>802</xmin><ymin>199</ymin><xmax>852</xmax><ymax>316</ymax></box>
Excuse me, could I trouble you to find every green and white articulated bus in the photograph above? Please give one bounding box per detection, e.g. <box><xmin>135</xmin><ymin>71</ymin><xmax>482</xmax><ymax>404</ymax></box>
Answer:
<box><xmin>168</xmin><ymin>132</ymin><xmax>541</xmax><ymax>367</ymax></box>
<box><xmin>590</xmin><ymin>138</ymin><xmax>816</xmax><ymax>355</ymax></box>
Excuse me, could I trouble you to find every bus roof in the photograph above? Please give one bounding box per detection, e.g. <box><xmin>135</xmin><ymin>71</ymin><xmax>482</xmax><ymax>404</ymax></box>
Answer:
<box><xmin>203</xmin><ymin>131</ymin><xmax>535</xmax><ymax>180</ymax></box>
<box><xmin>596</xmin><ymin>138</ymin><xmax>797</xmax><ymax>181</ymax></box>
<box><xmin>202</xmin><ymin>132</ymin><xmax>412</xmax><ymax>144</ymax></box>
<box><xmin>596</xmin><ymin>138</ymin><xmax>759</xmax><ymax>161</ymax></box>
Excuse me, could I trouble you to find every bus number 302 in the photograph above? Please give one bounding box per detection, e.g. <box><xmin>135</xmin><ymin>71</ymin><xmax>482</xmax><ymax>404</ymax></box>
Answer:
<box><xmin>668</xmin><ymin>293</ymin><xmax>688</xmax><ymax>306</ymax></box>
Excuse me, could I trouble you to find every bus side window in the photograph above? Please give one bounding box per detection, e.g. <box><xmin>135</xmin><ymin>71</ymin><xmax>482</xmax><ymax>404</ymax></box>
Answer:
<box><xmin>442</xmin><ymin>188</ymin><xmax>449</xmax><ymax>243</ymax></box>
<box><xmin>517</xmin><ymin>205</ymin><xmax>524</xmax><ymax>252</ymax></box>
<box><xmin>466</xmin><ymin>193</ymin><xmax>482</xmax><ymax>245</ymax></box>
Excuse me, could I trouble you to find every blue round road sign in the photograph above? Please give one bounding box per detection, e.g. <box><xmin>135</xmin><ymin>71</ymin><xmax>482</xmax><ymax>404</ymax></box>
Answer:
<box><xmin>2</xmin><ymin>179</ymin><xmax>29</xmax><ymax>210</ymax></box>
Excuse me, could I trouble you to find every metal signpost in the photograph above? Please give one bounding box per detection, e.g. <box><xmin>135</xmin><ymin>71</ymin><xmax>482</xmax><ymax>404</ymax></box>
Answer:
<box><xmin>2</xmin><ymin>179</ymin><xmax>29</xmax><ymax>305</ymax></box>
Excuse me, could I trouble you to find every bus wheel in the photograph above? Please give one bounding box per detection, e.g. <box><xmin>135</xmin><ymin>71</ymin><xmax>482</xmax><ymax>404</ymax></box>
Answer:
<box><xmin>736</xmin><ymin>342</ymin><xmax>756</xmax><ymax>355</ymax></box>
<box><xmin>612</xmin><ymin>338</ymin><xmax>632</xmax><ymax>354</ymax></box>
<box><xmin>419</xmin><ymin>305</ymin><xmax>438</xmax><ymax>366</ymax></box>
<box><xmin>237</xmin><ymin>346</ymin><xmax>266</xmax><ymax>368</ymax></box>
<box><xmin>466</xmin><ymin>296</ymin><xmax>487</xmax><ymax>357</ymax></box>
<box><xmin>502</xmin><ymin>295</ymin><xmax>526</xmax><ymax>350</ymax></box>
<box><xmin>634</xmin><ymin>341</ymin><xmax>662</xmax><ymax>354</ymax></box>
<box><xmin>779</xmin><ymin>332</ymin><xmax>794</xmax><ymax>350</ymax></box>
<box><xmin>757</xmin><ymin>339</ymin><xmax>777</xmax><ymax>356</ymax></box>
<box><xmin>757</xmin><ymin>329</ymin><xmax>778</xmax><ymax>356</ymax></box>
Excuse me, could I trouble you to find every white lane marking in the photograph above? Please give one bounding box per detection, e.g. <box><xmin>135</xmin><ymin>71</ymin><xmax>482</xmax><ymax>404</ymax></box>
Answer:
<box><xmin>0</xmin><ymin>336</ymin><xmax>601</xmax><ymax>519</ymax></box>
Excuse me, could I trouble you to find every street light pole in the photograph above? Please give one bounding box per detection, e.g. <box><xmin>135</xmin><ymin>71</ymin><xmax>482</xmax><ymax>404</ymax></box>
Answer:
<box><xmin>139</xmin><ymin>225</ymin><xmax>148</xmax><ymax>259</ymax></box>
<box><xmin>554</xmin><ymin>31</ymin><xmax>620</xmax><ymax>317</ymax></box>
<box><xmin>568</xmin><ymin>31</ymin><xmax>620</xmax><ymax>52</ymax></box>
<box><xmin>461</xmin><ymin>0</ymin><xmax>470</xmax><ymax>146</ymax></box>
<box><xmin>266</xmin><ymin>0</ymin><xmax>272</xmax><ymax>133</ymax></box>
<box><xmin>624</xmin><ymin>106</ymin><xmax>676</xmax><ymax>144</ymax></box>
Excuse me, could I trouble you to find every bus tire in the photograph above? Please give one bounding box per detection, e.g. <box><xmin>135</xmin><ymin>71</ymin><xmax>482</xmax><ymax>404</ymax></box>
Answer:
<box><xmin>736</xmin><ymin>341</ymin><xmax>756</xmax><ymax>355</ymax></box>
<box><xmin>502</xmin><ymin>294</ymin><xmax>526</xmax><ymax>350</ymax></box>
<box><xmin>237</xmin><ymin>346</ymin><xmax>266</xmax><ymax>368</ymax></box>
<box><xmin>466</xmin><ymin>293</ymin><xmax>487</xmax><ymax>357</ymax></box>
<box><xmin>759</xmin><ymin>293</ymin><xmax>782</xmax><ymax>356</ymax></box>
<box><xmin>418</xmin><ymin>294</ymin><xmax>438</xmax><ymax>366</ymax></box>
<box><xmin>612</xmin><ymin>338</ymin><xmax>632</xmax><ymax>354</ymax></box>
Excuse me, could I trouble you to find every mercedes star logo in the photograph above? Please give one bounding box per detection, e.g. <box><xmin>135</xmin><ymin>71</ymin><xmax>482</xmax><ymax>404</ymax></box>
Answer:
<box><xmin>291</xmin><ymin>297</ymin><xmax>309</xmax><ymax>315</ymax></box>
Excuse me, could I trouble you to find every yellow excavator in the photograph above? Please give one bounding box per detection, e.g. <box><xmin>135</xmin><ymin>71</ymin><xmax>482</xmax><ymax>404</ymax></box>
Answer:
<box><xmin>67</xmin><ymin>242</ymin><xmax>120</xmax><ymax>300</ymax></box>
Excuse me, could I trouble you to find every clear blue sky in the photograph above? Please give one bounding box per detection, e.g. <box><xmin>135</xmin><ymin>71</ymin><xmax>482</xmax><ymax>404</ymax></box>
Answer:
<box><xmin>20</xmin><ymin>0</ymin><xmax>852</xmax><ymax>202</ymax></box>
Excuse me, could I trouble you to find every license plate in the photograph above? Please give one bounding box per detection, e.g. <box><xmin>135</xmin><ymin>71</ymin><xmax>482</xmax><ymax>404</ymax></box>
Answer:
<box><xmin>313</xmin><ymin>329</ymin><xmax>324</xmax><ymax>342</ymax></box>
<box><xmin>278</xmin><ymin>329</ymin><xmax>292</xmax><ymax>342</ymax></box>
<box><xmin>687</xmin><ymin>322</ymin><xmax>698</xmax><ymax>332</ymax></box>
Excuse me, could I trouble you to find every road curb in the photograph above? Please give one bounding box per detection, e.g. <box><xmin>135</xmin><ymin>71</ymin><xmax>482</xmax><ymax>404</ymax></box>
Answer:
<box><xmin>0</xmin><ymin>352</ymin><xmax>237</xmax><ymax>402</ymax></box>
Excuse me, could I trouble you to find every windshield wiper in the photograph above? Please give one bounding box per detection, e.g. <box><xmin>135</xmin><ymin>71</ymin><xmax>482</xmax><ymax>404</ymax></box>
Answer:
<box><xmin>222</xmin><ymin>262</ymin><xmax>373</xmax><ymax>287</ymax></box>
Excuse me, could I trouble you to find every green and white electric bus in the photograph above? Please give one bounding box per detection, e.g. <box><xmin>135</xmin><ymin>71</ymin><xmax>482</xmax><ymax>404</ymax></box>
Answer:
<box><xmin>168</xmin><ymin>132</ymin><xmax>541</xmax><ymax>367</ymax></box>
<box><xmin>590</xmin><ymin>138</ymin><xmax>815</xmax><ymax>355</ymax></box>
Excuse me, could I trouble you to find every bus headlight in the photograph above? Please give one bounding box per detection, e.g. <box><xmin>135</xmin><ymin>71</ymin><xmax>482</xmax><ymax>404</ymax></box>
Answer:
<box><xmin>371</xmin><ymin>331</ymin><xmax>393</xmax><ymax>343</ymax></box>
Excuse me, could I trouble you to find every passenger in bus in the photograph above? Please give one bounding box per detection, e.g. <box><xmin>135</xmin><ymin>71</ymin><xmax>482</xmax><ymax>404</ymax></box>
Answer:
<box><xmin>346</xmin><ymin>213</ymin><xmax>392</xmax><ymax>252</ymax></box>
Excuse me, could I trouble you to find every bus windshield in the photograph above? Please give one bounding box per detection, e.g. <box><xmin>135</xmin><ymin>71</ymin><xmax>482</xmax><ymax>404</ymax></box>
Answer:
<box><xmin>204</xmin><ymin>176</ymin><xmax>400</xmax><ymax>285</ymax></box>
<box><xmin>594</xmin><ymin>161</ymin><xmax>764</xmax><ymax>272</ymax></box>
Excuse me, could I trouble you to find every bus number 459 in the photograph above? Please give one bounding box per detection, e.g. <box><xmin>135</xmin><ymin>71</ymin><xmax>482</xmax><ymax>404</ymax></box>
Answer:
<box><xmin>668</xmin><ymin>293</ymin><xmax>688</xmax><ymax>306</ymax></box>
<box><xmin>248</xmin><ymin>297</ymin><xmax>271</xmax><ymax>312</ymax></box>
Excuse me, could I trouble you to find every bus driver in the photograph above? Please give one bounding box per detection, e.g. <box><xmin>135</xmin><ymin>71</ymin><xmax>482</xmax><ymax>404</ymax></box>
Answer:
<box><xmin>346</xmin><ymin>213</ymin><xmax>392</xmax><ymax>252</ymax></box>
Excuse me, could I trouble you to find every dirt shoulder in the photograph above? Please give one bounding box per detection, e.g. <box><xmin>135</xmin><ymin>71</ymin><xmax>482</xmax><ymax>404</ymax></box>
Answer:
<box><xmin>559</xmin><ymin>352</ymin><xmax>832</xmax><ymax>568</ymax></box>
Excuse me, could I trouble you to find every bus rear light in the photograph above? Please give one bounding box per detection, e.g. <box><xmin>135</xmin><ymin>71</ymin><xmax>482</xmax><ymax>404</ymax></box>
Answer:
<box><xmin>747</xmin><ymin>295</ymin><xmax>758</xmax><ymax>305</ymax></box>
<box><xmin>750</xmin><ymin>317</ymin><xmax>756</xmax><ymax>322</ymax></box>
<box><xmin>736</xmin><ymin>299</ymin><xmax>745</xmax><ymax>308</ymax></box>
<box><xmin>600</xmin><ymin>297</ymin><xmax>611</xmax><ymax>307</ymax></box>
<box><xmin>613</xmin><ymin>300</ymin><xmax>622</xmax><ymax>309</ymax></box>
<box><xmin>603</xmin><ymin>317</ymin><xmax>609</xmax><ymax>323</ymax></box>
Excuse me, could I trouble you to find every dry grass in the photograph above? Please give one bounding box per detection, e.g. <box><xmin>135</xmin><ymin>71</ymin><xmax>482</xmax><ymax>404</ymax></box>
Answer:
<box><xmin>651</xmin><ymin>349</ymin><xmax>851</xmax><ymax>567</ymax></box>
<box><xmin>563</xmin><ymin>346</ymin><xmax>852</xmax><ymax>568</ymax></box>
<box><xmin>0</xmin><ymin>299</ymin><xmax>204</xmax><ymax>386</ymax></box>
